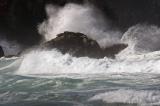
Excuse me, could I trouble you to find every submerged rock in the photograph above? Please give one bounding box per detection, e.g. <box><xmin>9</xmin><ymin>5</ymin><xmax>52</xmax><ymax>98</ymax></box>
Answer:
<box><xmin>0</xmin><ymin>46</ymin><xmax>4</xmax><ymax>57</ymax></box>
<box><xmin>42</xmin><ymin>31</ymin><xmax>127</xmax><ymax>58</ymax></box>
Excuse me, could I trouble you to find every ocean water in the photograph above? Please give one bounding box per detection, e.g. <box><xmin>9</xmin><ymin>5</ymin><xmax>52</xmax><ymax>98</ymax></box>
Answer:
<box><xmin>0</xmin><ymin>48</ymin><xmax>160</xmax><ymax>106</ymax></box>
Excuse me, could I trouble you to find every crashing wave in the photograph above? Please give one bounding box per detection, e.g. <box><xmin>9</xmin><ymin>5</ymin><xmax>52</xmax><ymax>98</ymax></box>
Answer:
<box><xmin>119</xmin><ymin>25</ymin><xmax>160</xmax><ymax>56</ymax></box>
<box><xmin>38</xmin><ymin>3</ymin><xmax>122</xmax><ymax>48</ymax></box>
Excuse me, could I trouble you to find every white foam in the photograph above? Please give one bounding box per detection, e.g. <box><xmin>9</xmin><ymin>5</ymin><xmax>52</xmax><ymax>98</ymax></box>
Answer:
<box><xmin>38</xmin><ymin>3</ymin><xmax>122</xmax><ymax>48</ymax></box>
<box><xmin>89</xmin><ymin>89</ymin><xmax>160</xmax><ymax>106</ymax></box>
<box><xmin>14</xmin><ymin>48</ymin><xmax>160</xmax><ymax>77</ymax></box>
<box><xmin>120</xmin><ymin>24</ymin><xmax>160</xmax><ymax>56</ymax></box>
<box><xmin>0</xmin><ymin>37</ymin><xmax>21</xmax><ymax>56</ymax></box>
<box><xmin>15</xmin><ymin>49</ymin><xmax>113</xmax><ymax>76</ymax></box>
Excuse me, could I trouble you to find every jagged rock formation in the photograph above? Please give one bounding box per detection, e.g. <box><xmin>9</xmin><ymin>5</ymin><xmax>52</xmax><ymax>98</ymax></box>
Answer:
<box><xmin>0</xmin><ymin>46</ymin><xmax>4</xmax><ymax>57</ymax></box>
<box><xmin>42</xmin><ymin>31</ymin><xmax>127</xmax><ymax>58</ymax></box>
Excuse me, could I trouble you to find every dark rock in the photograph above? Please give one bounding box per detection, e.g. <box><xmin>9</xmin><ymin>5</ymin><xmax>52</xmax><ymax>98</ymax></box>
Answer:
<box><xmin>42</xmin><ymin>31</ymin><xmax>127</xmax><ymax>58</ymax></box>
<box><xmin>0</xmin><ymin>46</ymin><xmax>4</xmax><ymax>57</ymax></box>
<box><xmin>102</xmin><ymin>44</ymin><xmax>128</xmax><ymax>58</ymax></box>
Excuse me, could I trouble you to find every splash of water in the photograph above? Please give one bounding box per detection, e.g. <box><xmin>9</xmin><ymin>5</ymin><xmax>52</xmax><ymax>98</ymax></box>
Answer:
<box><xmin>0</xmin><ymin>36</ymin><xmax>22</xmax><ymax>56</ymax></box>
<box><xmin>13</xmin><ymin>48</ymin><xmax>160</xmax><ymax>77</ymax></box>
<box><xmin>119</xmin><ymin>24</ymin><xmax>160</xmax><ymax>56</ymax></box>
<box><xmin>10</xmin><ymin>3</ymin><xmax>160</xmax><ymax>77</ymax></box>
<box><xmin>12</xmin><ymin>23</ymin><xmax>160</xmax><ymax>77</ymax></box>
<box><xmin>38</xmin><ymin>3</ymin><xmax>122</xmax><ymax>48</ymax></box>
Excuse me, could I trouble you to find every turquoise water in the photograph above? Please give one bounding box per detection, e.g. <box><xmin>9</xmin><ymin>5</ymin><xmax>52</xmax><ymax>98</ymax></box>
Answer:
<box><xmin>1</xmin><ymin>73</ymin><xmax>160</xmax><ymax>106</ymax></box>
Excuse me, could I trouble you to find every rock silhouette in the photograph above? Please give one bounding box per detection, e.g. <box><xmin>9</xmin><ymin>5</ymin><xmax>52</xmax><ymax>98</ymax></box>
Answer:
<box><xmin>42</xmin><ymin>31</ymin><xmax>127</xmax><ymax>58</ymax></box>
<box><xmin>0</xmin><ymin>46</ymin><xmax>4</xmax><ymax>57</ymax></box>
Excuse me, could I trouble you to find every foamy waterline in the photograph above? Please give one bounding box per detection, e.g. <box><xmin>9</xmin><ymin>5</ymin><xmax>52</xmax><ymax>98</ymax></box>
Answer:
<box><xmin>13</xmin><ymin>48</ymin><xmax>160</xmax><ymax>77</ymax></box>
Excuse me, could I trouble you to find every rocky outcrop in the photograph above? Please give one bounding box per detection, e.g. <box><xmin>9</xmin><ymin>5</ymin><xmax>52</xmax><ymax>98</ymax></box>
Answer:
<box><xmin>0</xmin><ymin>46</ymin><xmax>4</xmax><ymax>57</ymax></box>
<box><xmin>42</xmin><ymin>31</ymin><xmax>127</xmax><ymax>58</ymax></box>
